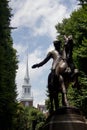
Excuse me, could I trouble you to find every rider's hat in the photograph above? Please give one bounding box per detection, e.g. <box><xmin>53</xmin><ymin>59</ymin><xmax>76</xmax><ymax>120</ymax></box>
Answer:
<box><xmin>53</xmin><ymin>40</ymin><xmax>61</xmax><ymax>46</ymax></box>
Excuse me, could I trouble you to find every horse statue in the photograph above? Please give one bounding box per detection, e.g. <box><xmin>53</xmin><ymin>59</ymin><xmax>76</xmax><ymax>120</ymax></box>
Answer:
<box><xmin>47</xmin><ymin>36</ymin><xmax>79</xmax><ymax>113</ymax></box>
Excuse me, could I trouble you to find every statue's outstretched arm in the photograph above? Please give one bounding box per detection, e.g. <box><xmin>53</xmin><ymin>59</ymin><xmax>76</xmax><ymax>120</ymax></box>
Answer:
<box><xmin>32</xmin><ymin>53</ymin><xmax>52</xmax><ymax>68</ymax></box>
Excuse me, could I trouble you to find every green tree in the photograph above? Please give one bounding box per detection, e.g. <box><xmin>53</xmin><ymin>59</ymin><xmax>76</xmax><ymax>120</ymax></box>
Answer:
<box><xmin>55</xmin><ymin>4</ymin><xmax>87</xmax><ymax>116</ymax></box>
<box><xmin>29</xmin><ymin>107</ymin><xmax>46</xmax><ymax>130</ymax></box>
<box><xmin>13</xmin><ymin>104</ymin><xmax>30</xmax><ymax>130</ymax></box>
<box><xmin>0</xmin><ymin>0</ymin><xmax>18</xmax><ymax>130</ymax></box>
<box><xmin>13</xmin><ymin>105</ymin><xmax>46</xmax><ymax>130</ymax></box>
<box><xmin>78</xmin><ymin>0</ymin><xmax>87</xmax><ymax>6</ymax></box>
<box><xmin>56</xmin><ymin>6</ymin><xmax>87</xmax><ymax>76</ymax></box>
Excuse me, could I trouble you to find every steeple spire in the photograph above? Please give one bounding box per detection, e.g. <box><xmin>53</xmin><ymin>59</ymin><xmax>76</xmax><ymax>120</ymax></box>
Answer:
<box><xmin>24</xmin><ymin>54</ymin><xmax>30</xmax><ymax>84</ymax></box>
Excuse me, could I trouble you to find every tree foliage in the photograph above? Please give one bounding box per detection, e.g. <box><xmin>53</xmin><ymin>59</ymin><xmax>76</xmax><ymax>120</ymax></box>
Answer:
<box><xmin>28</xmin><ymin>107</ymin><xmax>46</xmax><ymax>130</ymax></box>
<box><xmin>13</xmin><ymin>104</ymin><xmax>30</xmax><ymax>130</ymax></box>
<box><xmin>13</xmin><ymin>104</ymin><xmax>46</xmax><ymax>130</ymax></box>
<box><xmin>78</xmin><ymin>0</ymin><xmax>87</xmax><ymax>6</ymax></box>
<box><xmin>0</xmin><ymin>0</ymin><xmax>18</xmax><ymax>129</ymax></box>
<box><xmin>55</xmin><ymin>4</ymin><xmax>87</xmax><ymax>117</ymax></box>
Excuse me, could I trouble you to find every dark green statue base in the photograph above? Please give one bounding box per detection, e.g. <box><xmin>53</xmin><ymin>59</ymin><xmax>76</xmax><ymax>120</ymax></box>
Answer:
<box><xmin>42</xmin><ymin>107</ymin><xmax>87</xmax><ymax>130</ymax></box>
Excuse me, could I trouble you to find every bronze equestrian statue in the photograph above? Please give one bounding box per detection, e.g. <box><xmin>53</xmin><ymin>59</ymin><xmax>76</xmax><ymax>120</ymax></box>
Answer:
<box><xmin>32</xmin><ymin>36</ymin><xmax>79</xmax><ymax>112</ymax></box>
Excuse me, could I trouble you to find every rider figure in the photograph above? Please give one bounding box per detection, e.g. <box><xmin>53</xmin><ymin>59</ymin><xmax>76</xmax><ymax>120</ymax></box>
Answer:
<box><xmin>32</xmin><ymin>40</ymin><xmax>62</xmax><ymax>72</ymax></box>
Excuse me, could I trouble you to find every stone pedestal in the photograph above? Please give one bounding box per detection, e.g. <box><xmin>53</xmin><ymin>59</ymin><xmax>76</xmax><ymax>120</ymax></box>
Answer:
<box><xmin>43</xmin><ymin>107</ymin><xmax>87</xmax><ymax>130</ymax></box>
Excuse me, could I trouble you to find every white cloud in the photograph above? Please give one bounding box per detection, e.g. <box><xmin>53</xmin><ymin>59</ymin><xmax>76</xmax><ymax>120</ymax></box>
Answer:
<box><xmin>46</xmin><ymin>44</ymin><xmax>54</xmax><ymax>53</ymax></box>
<box><xmin>33</xmin><ymin>4</ymin><xmax>68</xmax><ymax>38</ymax></box>
<box><xmin>13</xmin><ymin>43</ymin><xmax>27</xmax><ymax>56</ymax></box>
<box><xmin>10</xmin><ymin>0</ymin><xmax>72</xmax><ymax>39</ymax></box>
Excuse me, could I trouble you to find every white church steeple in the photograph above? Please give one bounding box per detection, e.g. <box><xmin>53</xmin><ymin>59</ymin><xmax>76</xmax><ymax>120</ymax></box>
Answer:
<box><xmin>20</xmin><ymin>54</ymin><xmax>33</xmax><ymax>107</ymax></box>
<box><xmin>24</xmin><ymin>54</ymin><xmax>30</xmax><ymax>85</ymax></box>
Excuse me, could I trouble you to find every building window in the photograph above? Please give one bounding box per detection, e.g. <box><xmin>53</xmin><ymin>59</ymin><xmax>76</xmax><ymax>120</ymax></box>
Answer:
<box><xmin>25</xmin><ymin>88</ymin><xmax>26</xmax><ymax>93</ymax></box>
<box><xmin>28</xmin><ymin>88</ymin><xmax>30</xmax><ymax>93</ymax></box>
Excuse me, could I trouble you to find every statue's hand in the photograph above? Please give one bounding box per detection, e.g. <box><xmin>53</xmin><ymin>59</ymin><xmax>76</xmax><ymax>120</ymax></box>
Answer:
<box><xmin>32</xmin><ymin>64</ymin><xmax>38</xmax><ymax>68</ymax></box>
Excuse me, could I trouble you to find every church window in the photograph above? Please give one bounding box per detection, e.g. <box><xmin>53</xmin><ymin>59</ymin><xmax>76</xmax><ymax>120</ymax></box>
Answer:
<box><xmin>25</xmin><ymin>88</ymin><xmax>26</xmax><ymax>93</ymax></box>
<box><xmin>28</xmin><ymin>88</ymin><xmax>30</xmax><ymax>93</ymax></box>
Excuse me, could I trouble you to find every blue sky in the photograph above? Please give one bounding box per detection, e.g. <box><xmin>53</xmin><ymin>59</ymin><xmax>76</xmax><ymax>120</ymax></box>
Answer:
<box><xmin>9</xmin><ymin>0</ymin><xmax>78</xmax><ymax>107</ymax></box>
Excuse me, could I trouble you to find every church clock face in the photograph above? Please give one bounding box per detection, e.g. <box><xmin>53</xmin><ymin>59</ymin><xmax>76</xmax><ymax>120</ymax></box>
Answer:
<box><xmin>25</xmin><ymin>101</ymin><xmax>29</xmax><ymax>106</ymax></box>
